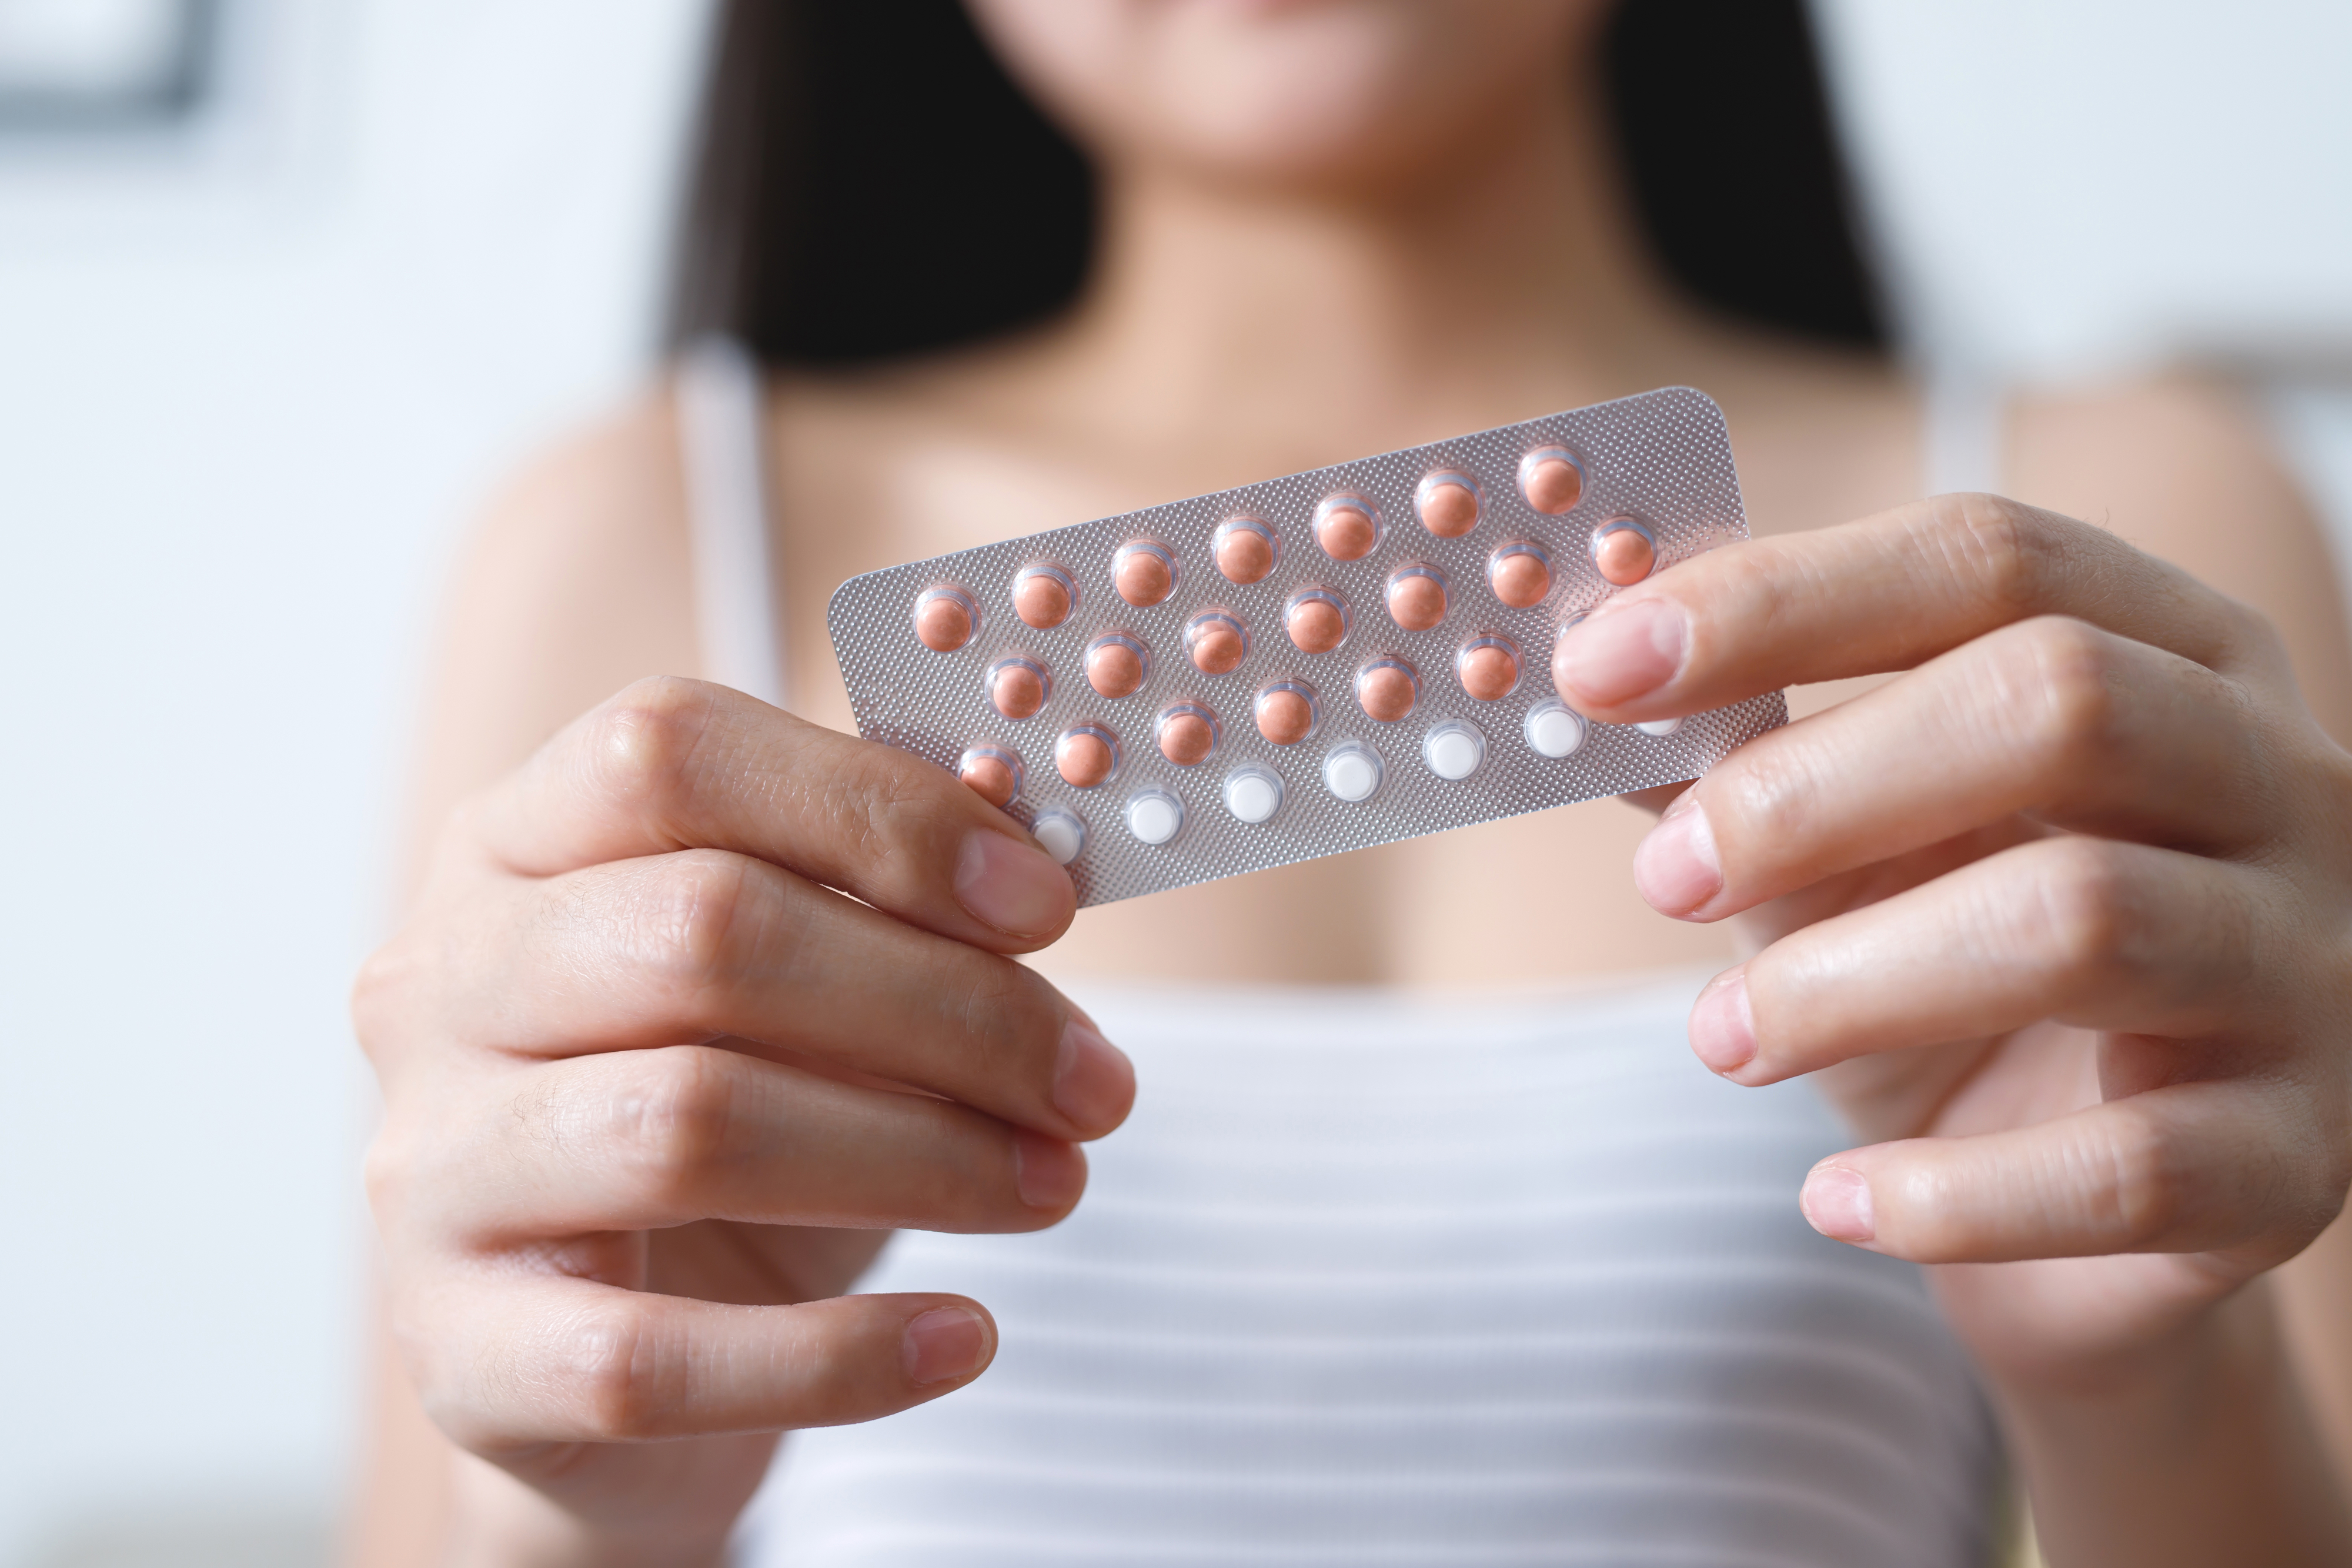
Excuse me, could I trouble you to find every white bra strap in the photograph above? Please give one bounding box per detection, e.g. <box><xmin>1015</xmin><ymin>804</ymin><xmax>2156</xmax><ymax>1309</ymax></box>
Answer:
<box><xmin>1920</xmin><ymin>369</ymin><xmax>2007</xmax><ymax>499</ymax></box>
<box><xmin>676</xmin><ymin>335</ymin><xmax>787</xmax><ymax>708</ymax></box>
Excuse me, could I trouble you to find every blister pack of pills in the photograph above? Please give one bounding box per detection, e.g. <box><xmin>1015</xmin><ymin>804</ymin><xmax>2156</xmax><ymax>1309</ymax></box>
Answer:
<box><xmin>828</xmin><ymin>386</ymin><xmax>1786</xmax><ymax>906</ymax></box>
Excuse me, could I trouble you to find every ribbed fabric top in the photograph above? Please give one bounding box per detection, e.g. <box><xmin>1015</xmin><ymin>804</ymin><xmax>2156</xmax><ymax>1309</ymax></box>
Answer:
<box><xmin>735</xmin><ymin>978</ymin><xmax>1998</xmax><ymax>1567</ymax></box>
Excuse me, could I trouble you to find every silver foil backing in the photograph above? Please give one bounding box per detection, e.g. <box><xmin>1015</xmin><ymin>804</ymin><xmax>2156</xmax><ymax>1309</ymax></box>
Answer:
<box><xmin>828</xmin><ymin>386</ymin><xmax>1788</xmax><ymax>906</ymax></box>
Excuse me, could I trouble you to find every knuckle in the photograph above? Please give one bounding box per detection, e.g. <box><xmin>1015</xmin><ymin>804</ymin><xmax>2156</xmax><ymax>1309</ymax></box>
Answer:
<box><xmin>2029</xmin><ymin>838</ymin><xmax>2151</xmax><ymax>982</ymax></box>
<box><xmin>2010</xmin><ymin>617</ymin><xmax>2123</xmax><ymax>766</ymax></box>
<box><xmin>1945</xmin><ymin>493</ymin><xmax>2070</xmax><ymax>617</ymax></box>
<box><xmin>604</xmin><ymin>1047</ymin><xmax>743</xmax><ymax>1199</ymax></box>
<box><xmin>587</xmin><ymin>676</ymin><xmax>719</xmax><ymax>817</ymax></box>
<box><xmin>829</xmin><ymin>751</ymin><xmax>965</xmax><ymax>894</ymax></box>
<box><xmin>2090</xmin><ymin>1112</ymin><xmax>2184</xmax><ymax>1246</ymax></box>
<box><xmin>557</xmin><ymin>1298</ymin><xmax>680</xmax><ymax>1442</ymax></box>
<box><xmin>633</xmin><ymin>850</ymin><xmax>767</xmax><ymax>1004</ymax></box>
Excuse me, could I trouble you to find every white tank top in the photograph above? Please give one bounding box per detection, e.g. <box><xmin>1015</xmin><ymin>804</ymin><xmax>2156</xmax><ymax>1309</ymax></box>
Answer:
<box><xmin>676</xmin><ymin>341</ymin><xmax>2009</xmax><ymax>1567</ymax></box>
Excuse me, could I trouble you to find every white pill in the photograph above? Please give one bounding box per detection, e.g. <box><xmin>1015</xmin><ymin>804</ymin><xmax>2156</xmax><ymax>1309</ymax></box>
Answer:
<box><xmin>1422</xmin><ymin>722</ymin><xmax>1484</xmax><ymax>781</ymax></box>
<box><xmin>1224</xmin><ymin>768</ymin><xmax>1282</xmax><ymax>824</ymax></box>
<box><xmin>1031</xmin><ymin>810</ymin><xmax>1085</xmax><ymax>865</ymax></box>
<box><xmin>1636</xmin><ymin>717</ymin><xmax>1685</xmax><ymax>737</ymax></box>
<box><xmin>1322</xmin><ymin>744</ymin><xmax>1382</xmax><ymax>803</ymax></box>
<box><xmin>1125</xmin><ymin>791</ymin><xmax>1182</xmax><ymax>845</ymax></box>
<box><xmin>1524</xmin><ymin>702</ymin><xmax>1586</xmax><ymax>758</ymax></box>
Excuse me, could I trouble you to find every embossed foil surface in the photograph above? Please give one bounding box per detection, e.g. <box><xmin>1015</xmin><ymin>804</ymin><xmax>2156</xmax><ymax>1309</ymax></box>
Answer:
<box><xmin>828</xmin><ymin>386</ymin><xmax>1787</xmax><ymax>906</ymax></box>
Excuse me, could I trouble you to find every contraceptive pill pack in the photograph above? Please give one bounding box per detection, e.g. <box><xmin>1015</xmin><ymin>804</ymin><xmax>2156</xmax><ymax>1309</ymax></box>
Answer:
<box><xmin>828</xmin><ymin>386</ymin><xmax>1786</xmax><ymax>906</ymax></box>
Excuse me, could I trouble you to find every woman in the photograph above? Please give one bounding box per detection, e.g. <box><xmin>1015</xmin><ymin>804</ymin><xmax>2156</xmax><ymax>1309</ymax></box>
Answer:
<box><xmin>352</xmin><ymin>2</ymin><xmax>2352</xmax><ymax>1563</ymax></box>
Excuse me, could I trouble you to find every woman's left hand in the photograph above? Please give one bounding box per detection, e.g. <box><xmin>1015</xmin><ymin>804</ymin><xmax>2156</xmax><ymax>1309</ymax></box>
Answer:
<box><xmin>1552</xmin><ymin>493</ymin><xmax>2352</xmax><ymax>1386</ymax></box>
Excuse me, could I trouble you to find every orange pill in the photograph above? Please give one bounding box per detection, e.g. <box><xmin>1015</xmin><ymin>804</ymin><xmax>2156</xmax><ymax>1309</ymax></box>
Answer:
<box><xmin>1157</xmin><ymin>706</ymin><xmax>1217</xmax><ymax>766</ymax></box>
<box><xmin>1592</xmin><ymin>520</ymin><xmax>1658</xmax><ymax>586</ymax></box>
<box><xmin>913</xmin><ymin>588</ymin><xmax>976</xmax><ymax>653</ymax></box>
<box><xmin>1416</xmin><ymin>472</ymin><xmax>1480</xmax><ymax>537</ymax></box>
<box><xmin>1488</xmin><ymin>544</ymin><xmax>1552</xmax><ymax>609</ymax></box>
<box><xmin>1114</xmin><ymin>542</ymin><xmax>1175</xmax><ymax>607</ymax></box>
<box><xmin>1355</xmin><ymin>660</ymin><xmax>1418</xmax><ymax>723</ymax></box>
<box><xmin>1186</xmin><ymin>612</ymin><xmax>1247</xmax><ymax>676</ymax></box>
<box><xmin>988</xmin><ymin>659</ymin><xmax>1047</xmax><ymax>720</ymax></box>
<box><xmin>1314</xmin><ymin>495</ymin><xmax>1379</xmax><ymax>561</ymax></box>
<box><xmin>1055</xmin><ymin>727</ymin><xmax>1118</xmax><ymax>788</ymax></box>
<box><xmin>1458</xmin><ymin>637</ymin><xmax>1521</xmax><ymax>702</ymax></box>
<box><xmin>1255</xmin><ymin>685</ymin><xmax>1317</xmax><ymax>745</ymax></box>
<box><xmin>1013</xmin><ymin>566</ymin><xmax>1074</xmax><ymax>629</ymax></box>
<box><xmin>1085</xmin><ymin>636</ymin><xmax>1147</xmax><ymax>700</ymax></box>
<box><xmin>1214</xmin><ymin>518</ymin><xmax>1277</xmax><ymax>584</ymax></box>
<box><xmin>1285</xmin><ymin>590</ymin><xmax>1348</xmax><ymax>655</ymax></box>
<box><xmin>1387</xmin><ymin>567</ymin><xmax>1447</xmax><ymax>631</ymax></box>
<box><xmin>1518</xmin><ymin>447</ymin><xmax>1583</xmax><ymax>515</ymax></box>
<box><xmin>958</xmin><ymin>750</ymin><xmax>1019</xmax><ymax>808</ymax></box>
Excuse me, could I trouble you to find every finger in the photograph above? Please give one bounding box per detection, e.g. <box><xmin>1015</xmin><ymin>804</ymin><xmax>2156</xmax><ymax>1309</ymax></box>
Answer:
<box><xmin>1632</xmin><ymin>616</ymin><xmax>2272</xmax><ymax>920</ymax></box>
<box><xmin>412</xmin><ymin>1281</ymin><xmax>997</xmax><ymax>1453</ymax></box>
<box><xmin>1794</xmin><ymin>1079</ymin><xmax>2336</xmax><ymax>1265</ymax></box>
<box><xmin>453</xmin><ymin>677</ymin><xmax>1074</xmax><ymax>951</ymax></box>
<box><xmin>423</xmin><ymin>848</ymin><xmax>1130</xmax><ymax>1138</ymax></box>
<box><xmin>420</xmin><ymin>1045</ymin><xmax>1088</xmax><ymax>1239</ymax></box>
<box><xmin>1552</xmin><ymin>493</ymin><xmax>2290</xmax><ymax>724</ymax></box>
<box><xmin>1686</xmin><ymin>837</ymin><xmax>2268</xmax><ymax>1084</ymax></box>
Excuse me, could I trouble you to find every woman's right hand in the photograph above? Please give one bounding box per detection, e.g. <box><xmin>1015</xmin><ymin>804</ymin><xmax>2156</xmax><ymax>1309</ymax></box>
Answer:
<box><xmin>353</xmin><ymin>677</ymin><xmax>1133</xmax><ymax>1566</ymax></box>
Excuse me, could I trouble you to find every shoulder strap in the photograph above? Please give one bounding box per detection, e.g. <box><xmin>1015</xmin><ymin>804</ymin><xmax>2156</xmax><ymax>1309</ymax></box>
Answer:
<box><xmin>676</xmin><ymin>335</ymin><xmax>787</xmax><ymax>708</ymax></box>
<box><xmin>1920</xmin><ymin>369</ymin><xmax>2007</xmax><ymax>499</ymax></box>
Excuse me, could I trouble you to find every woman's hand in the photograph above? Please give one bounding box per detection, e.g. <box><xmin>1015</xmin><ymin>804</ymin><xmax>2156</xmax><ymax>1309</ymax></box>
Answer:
<box><xmin>1552</xmin><ymin>494</ymin><xmax>2352</xmax><ymax>1384</ymax></box>
<box><xmin>353</xmin><ymin>677</ymin><xmax>1133</xmax><ymax>1566</ymax></box>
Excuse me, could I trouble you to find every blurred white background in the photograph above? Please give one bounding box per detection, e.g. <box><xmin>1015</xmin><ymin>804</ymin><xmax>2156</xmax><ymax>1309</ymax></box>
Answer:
<box><xmin>0</xmin><ymin>2</ymin><xmax>2346</xmax><ymax>1564</ymax></box>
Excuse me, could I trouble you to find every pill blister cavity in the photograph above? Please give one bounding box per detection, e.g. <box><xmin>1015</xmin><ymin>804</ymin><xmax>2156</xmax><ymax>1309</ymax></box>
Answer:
<box><xmin>1213</xmin><ymin>517</ymin><xmax>1277</xmax><ymax>585</ymax></box>
<box><xmin>1030</xmin><ymin>808</ymin><xmax>1085</xmax><ymax>866</ymax></box>
<box><xmin>1422</xmin><ymin>720</ymin><xmax>1485</xmax><ymax>781</ymax></box>
<box><xmin>1488</xmin><ymin>542</ymin><xmax>1551</xmax><ymax>609</ymax></box>
<box><xmin>1591</xmin><ymin>519</ymin><xmax>1658</xmax><ymax>587</ymax></box>
<box><xmin>987</xmin><ymin>656</ymin><xmax>1050</xmax><ymax>720</ymax></box>
<box><xmin>1523</xmin><ymin>700</ymin><xmax>1587</xmax><ymax>758</ymax></box>
<box><xmin>1222</xmin><ymin>765</ymin><xmax>1283</xmax><ymax>824</ymax></box>
<box><xmin>1387</xmin><ymin>564</ymin><xmax>1448</xmax><ymax>632</ymax></box>
<box><xmin>1458</xmin><ymin>635</ymin><xmax>1521</xmax><ymax>701</ymax></box>
<box><xmin>1085</xmin><ymin>634</ymin><xmax>1148</xmax><ymax>700</ymax></box>
<box><xmin>1255</xmin><ymin>681</ymin><xmax>1318</xmax><ymax>745</ymax></box>
<box><xmin>913</xmin><ymin>587</ymin><xmax>977</xmax><ymax>653</ymax></box>
<box><xmin>957</xmin><ymin>744</ymin><xmax>1023</xmax><ymax>807</ymax></box>
<box><xmin>1156</xmin><ymin>702</ymin><xmax>1218</xmax><ymax>766</ymax></box>
<box><xmin>1314</xmin><ymin>494</ymin><xmax>1381</xmax><ymax>562</ymax></box>
<box><xmin>1322</xmin><ymin>740</ymin><xmax>1384</xmax><ymax>803</ymax></box>
<box><xmin>1416</xmin><ymin>470</ymin><xmax>1481</xmax><ymax>538</ymax></box>
<box><xmin>1637</xmin><ymin>717</ymin><xmax>1685</xmax><ymax>737</ymax></box>
<box><xmin>1011</xmin><ymin>564</ymin><xmax>1075</xmax><ymax>629</ymax></box>
<box><xmin>1285</xmin><ymin>589</ymin><xmax>1349</xmax><ymax>654</ymax></box>
<box><xmin>1055</xmin><ymin>724</ymin><xmax>1120</xmax><ymax>788</ymax></box>
<box><xmin>1113</xmin><ymin>541</ymin><xmax>1175</xmax><ymax>607</ymax></box>
<box><xmin>1518</xmin><ymin>446</ymin><xmax>1583</xmax><ymax>515</ymax></box>
<box><xmin>1185</xmin><ymin>611</ymin><xmax>1248</xmax><ymax>676</ymax></box>
<box><xmin>1125</xmin><ymin>788</ymin><xmax>1184</xmax><ymax>846</ymax></box>
<box><xmin>1355</xmin><ymin>657</ymin><xmax>1419</xmax><ymax>723</ymax></box>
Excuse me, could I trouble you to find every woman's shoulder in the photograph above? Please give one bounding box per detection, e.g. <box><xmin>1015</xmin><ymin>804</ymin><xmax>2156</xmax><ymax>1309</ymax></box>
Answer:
<box><xmin>2007</xmin><ymin>372</ymin><xmax>2351</xmax><ymax>731</ymax></box>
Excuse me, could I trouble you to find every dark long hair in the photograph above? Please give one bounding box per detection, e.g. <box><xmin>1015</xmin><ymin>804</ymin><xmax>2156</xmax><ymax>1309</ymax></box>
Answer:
<box><xmin>667</xmin><ymin>0</ymin><xmax>1885</xmax><ymax>367</ymax></box>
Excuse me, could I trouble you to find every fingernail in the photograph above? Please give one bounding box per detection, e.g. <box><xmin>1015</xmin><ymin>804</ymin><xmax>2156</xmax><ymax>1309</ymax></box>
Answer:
<box><xmin>1053</xmin><ymin>1018</ymin><xmax>1136</xmax><ymax>1136</ymax></box>
<box><xmin>1013</xmin><ymin>1128</ymin><xmax>1086</xmax><ymax>1211</ymax></box>
<box><xmin>954</xmin><ymin>831</ymin><xmax>1073</xmax><ymax>938</ymax></box>
<box><xmin>1801</xmin><ymin>1165</ymin><xmax>1876</xmax><ymax>1243</ymax></box>
<box><xmin>1632</xmin><ymin>797</ymin><xmax>1721</xmax><ymax>916</ymax></box>
<box><xmin>902</xmin><ymin>1306</ymin><xmax>990</xmax><ymax>1386</ymax></box>
<box><xmin>1690</xmin><ymin>968</ymin><xmax>1755</xmax><ymax>1074</ymax></box>
<box><xmin>1552</xmin><ymin>596</ymin><xmax>1687</xmax><ymax>707</ymax></box>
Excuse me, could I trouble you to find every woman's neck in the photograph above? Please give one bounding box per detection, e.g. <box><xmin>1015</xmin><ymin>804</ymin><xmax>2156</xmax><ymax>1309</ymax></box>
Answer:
<box><xmin>1028</xmin><ymin>68</ymin><xmax>1710</xmax><ymax>469</ymax></box>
